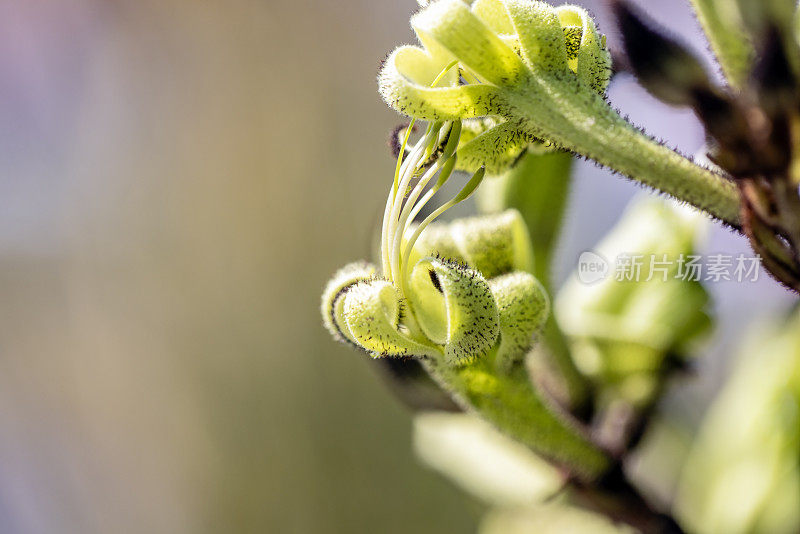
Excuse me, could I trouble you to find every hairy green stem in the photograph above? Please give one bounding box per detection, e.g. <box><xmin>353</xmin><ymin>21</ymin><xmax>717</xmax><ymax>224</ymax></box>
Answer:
<box><xmin>505</xmin><ymin>76</ymin><xmax>742</xmax><ymax>228</ymax></box>
<box><xmin>421</xmin><ymin>354</ymin><xmax>611</xmax><ymax>481</ymax></box>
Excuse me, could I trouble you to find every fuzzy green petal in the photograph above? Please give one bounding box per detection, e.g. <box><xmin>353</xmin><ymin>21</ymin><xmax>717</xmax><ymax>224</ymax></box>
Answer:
<box><xmin>343</xmin><ymin>279</ymin><xmax>439</xmax><ymax>358</ymax></box>
<box><xmin>412</xmin><ymin>0</ymin><xmax>527</xmax><ymax>86</ymax></box>
<box><xmin>554</xmin><ymin>5</ymin><xmax>611</xmax><ymax>94</ymax></box>
<box><xmin>321</xmin><ymin>261</ymin><xmax>377</xmax><ymax>346</ymax></box>
<box><xmin>450</xmin><ymin>210</ymin><xmax>534</xmax><ymax>278</ymax></box>
<box><xmin>504</xmin><ymin>0</ymin><xmax>569</xmax><ymax>72</ymax></box>
<box><xmin>380</xmin><ymin>46</ymin><xmax>505</xmax><ymax>121</ymax></box>
<box><xmin>408</xmin><ymin>222</ymin><xmax>466</xmax><ymax>268</ymax></box>
<box><xmin>456</xmin><ymin>119</ymin><xmax>536</xmax><ymax>174</ymax></box>
<box><xmin>490</xmin><ymin>272</ymin><xmax>549</xmax><ymax>369</ymax></box>
<box><xmin>409</xmin><ymin>210</ymin><xmax>534</xmax><ymax>280</ymax></box>
<box><xmin>408</xmin><ymin>257</ymin><xmax>500</xmax><ymax>366</ymax></box>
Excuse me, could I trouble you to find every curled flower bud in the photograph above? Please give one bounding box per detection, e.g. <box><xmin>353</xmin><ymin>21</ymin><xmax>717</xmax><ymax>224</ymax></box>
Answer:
<box><xmin>613</xmin><ymin>0</ymin><xmax>714</xmax><ymax>107</ymax></box>
<box><xmin>325</xmin><ymin>120</ymin><xmax>535</xmax><ymax>365</ymax></box>
<box><xmin>490</xmin><ymin>272</ymin><xmax>549</xmax><ymax>369</ymax></box>
<box><xmin>342</xmin><ymin>280</ymin><xmax>440</xmax><ymax>358</ymax></box>
<box><xmin>321</xmin><ymin>261</ymin><xmax>377</xmax><ymax>346</ymax></box>
<box><xmin>408</xmin><ymin>257</ymin><xmax>500</xmax><ymax>365</ymax></box>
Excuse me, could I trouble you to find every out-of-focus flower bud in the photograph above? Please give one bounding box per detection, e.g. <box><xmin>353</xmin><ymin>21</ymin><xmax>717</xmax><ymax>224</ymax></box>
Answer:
<box><xmin>612</xmin><ymin>1</ymin><xmax>713</xmax><ymax>107</ymax></box>
<box><xmin>556</xmin><ymin>198</ymin><xmax>711</xmax><ymax>407</ymax></box>
<box><xmin>675</xmin><ymin>309</ymin><xmax>800</xmax><ymax>534</ymax></box>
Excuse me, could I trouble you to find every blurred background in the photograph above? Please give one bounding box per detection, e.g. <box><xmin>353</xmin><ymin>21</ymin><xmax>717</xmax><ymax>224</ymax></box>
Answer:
<box><xmin>0</xmin><ymin>0</ymin><xmax>794</xmax><ymax>533</ymax></box>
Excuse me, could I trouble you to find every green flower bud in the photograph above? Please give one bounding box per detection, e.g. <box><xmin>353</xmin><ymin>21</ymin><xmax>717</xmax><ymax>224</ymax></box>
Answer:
<box><xmin>451</xmin><ymin>209</ymin><xmax>535</xmax><ymax>278</ymax></box>
<box><xmin>322</xmin><ymin>212</ymin><xmax>542</xmax><ymax>366</ymax></box>
<box><xmin>490</xmin><ymin>271</ymin><xmax>549</xmax><ymax>369</ymax></box>
<box><xmin>408</xmin><ymin>222</ymin><xmax>465</xmax><ymax>266</ymax></box>
<box><xmin>322</xmin><ymin>258</ymin><xmax>505</xmax><ymax>365</ymax></box>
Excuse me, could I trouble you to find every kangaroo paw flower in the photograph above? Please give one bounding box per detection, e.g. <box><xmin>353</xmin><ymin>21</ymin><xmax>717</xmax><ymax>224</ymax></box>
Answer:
<box><xmin>379</xmin><ymin>0</ymin><xmax>741</xmax><ymax>227</ymax></box>
<box><xmin>322</xmin><ymin>114</ymin><xmax>610</xmax><ymax>479</ymax></box>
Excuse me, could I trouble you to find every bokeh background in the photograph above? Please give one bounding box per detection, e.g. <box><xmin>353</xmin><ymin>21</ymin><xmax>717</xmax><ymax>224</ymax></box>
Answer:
<box><xmin>0</xmin><ymin>1</ymin><xmax>794</xmax><ymax>533</ymax></box>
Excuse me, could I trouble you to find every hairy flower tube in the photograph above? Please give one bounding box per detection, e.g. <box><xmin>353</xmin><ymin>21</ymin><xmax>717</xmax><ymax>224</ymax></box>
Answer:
<box><xmin>321</xmin><ymin>118</ymin><xmax>610</xmax><ymax>479</ymax></box>
<box><xmin>379</xmin><ymin>0</ymin><xmax>741</xmax><ymax>226</ymax></box>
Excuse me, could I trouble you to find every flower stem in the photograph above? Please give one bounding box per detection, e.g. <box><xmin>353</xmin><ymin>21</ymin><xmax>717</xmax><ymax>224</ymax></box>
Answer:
<box><xmin>570</xmin><ymin>466</ymin><xmax>686</xmax><ymax>533</ymax></box>
<box><xmin>506</xmin><ymin>75</ymin><xmax>742</xmax><ymax>228</ymax></box>
<box><xmin>420</xmin><ymin>354</ymin><xmax>611</xmax><ymax>481</ymax></box>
